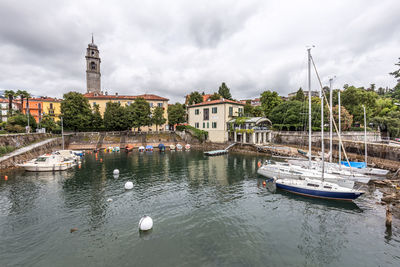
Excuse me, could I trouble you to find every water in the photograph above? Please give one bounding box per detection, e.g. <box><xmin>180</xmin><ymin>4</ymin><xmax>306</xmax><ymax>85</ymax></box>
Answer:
<box><xmin>0</xmin><ymin>150</ymin><xmax>399</xmax><ymax>266</ymax></box>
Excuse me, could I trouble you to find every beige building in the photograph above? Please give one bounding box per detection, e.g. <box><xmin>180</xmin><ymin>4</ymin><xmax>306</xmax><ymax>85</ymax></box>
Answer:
<box><xmin>84</xmin><ymin>93</ymin><xmax>169</xmax><ymax>131</ymax></box>
<box><xmin>187</xmin><ymin>99</ymin><xmax>244</xmax><ymax>143</ymax></box>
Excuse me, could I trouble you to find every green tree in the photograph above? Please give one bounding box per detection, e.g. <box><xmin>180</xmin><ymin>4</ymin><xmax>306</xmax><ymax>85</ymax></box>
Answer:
<box><xmin>40</xmin><ymin>114</ymin><xmax>59</xmax><ymax>133</ymax></box>
<box><xmin>4</xmin><ymin>90</ymin><xmax>16</xmax><ymax>117</ymax></box>
<box><xmin>390</xmin><ymin>82</ymin><xmax>400</xmax><ymax>101</ymax></box>
<box><xmin>341</xmin><ymin>86</ymin><xmax>378</xmax><ymax>123</ymax></box>
<box><xmin>187</xmin><ymin>91</ymin><xmax>203</xmax><ymax>105</ymax></box>
<box><xmin>293</xmin><ymin>87</ymin><xmax>305</xmax><ymax>101</ymax></box>
<box><xmin>168</xmin><ymin>103</ymin><xmax>186</xmax><ymax>130</ymax></box>
<box><xmin>209</xmin><ymin>93</ymin><xmax>221</xmax><ymax>101</ymax></box>
<box><xmin>104</xmin><ymin>102</ymin><xmax>128</xmax><ymax>131</ymax></box>
<box><xmin>243</xmin><ymin>100</ymin><xmax>254</xmax><ymax>116</ymax></box>
<box><xmin>389</xmin><ymin>57</ymin><xmax>400</xmax><ymax>80</ymax></box>
<box><xmin>260</xmin><ymin>90</ymin><xmax>282</xmax><ymax>118</ymax></box>
<box><xmin>218</xmin><ymin>82</ymin><xmax>232</xmax><ymax>100</ymax></box>
<box><xmin>332</xmin><ymin>105</ymin><xmax>353</xmax><ymax>131</ymax></box>
<box><xmin>7</xmin><ymin>113</ymin><xmax>37</xmax><ymax>130</ymax></box>
<box><xmin>253</xmin><ymin>106</ymin><xmax>263</xmax><ymax>117</ymax></box>
<box><xmin>126</xmin><ymin>98</ymin><xmax>151</xmax><ymax>131</ymax></box>
<box><xmin>152</xmin><ymin>106</ymin><xmax>167</xmax><ymax>131</ymax></box>
<box><xmin>61</xmin><ymin>92</ymin><xmax>93</xmax><ymax>131</ymax></box>
<box><xmin>16</xmin><ymin>90</ymin><xmax>29</xmax><ymax>112</ymax></box>
<box><xmin>91</xmin><ymin>104</ymin><xmax>103</xmax><ymax>130</ymax></box>
<box><xmin>371</xmin><ymin>110</ymin><xmax>400</xmax><ymax>138</ymax></box>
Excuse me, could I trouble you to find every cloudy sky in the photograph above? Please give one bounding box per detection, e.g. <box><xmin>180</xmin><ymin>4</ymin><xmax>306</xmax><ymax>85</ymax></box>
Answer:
<box><xmin>0</xmin><ymin>0</ymin><xmax>399</xmax><ymax>102</ymax></box>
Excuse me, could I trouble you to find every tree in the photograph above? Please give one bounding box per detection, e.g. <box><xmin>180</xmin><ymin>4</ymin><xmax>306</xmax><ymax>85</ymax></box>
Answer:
<box><xmin>16</xmin><ymin>90</ymin><xmax>29</xmax><ymax>112</ymax></box>
<box><xmin>389</xmin><ymin>57</ymin><xmax>400</xmax><ymax>80</ymax></box>
<box><xmin>253</xmin><ymin>106</ymin><xmax>263</xmax><ymax>117</ymax></box>
<box><xmin>91</xmin><ymin>104</ymin><xmax>103</xmax><ymax>130</ymax></box>
<box><xmin>341</xmin><ymin>86</ymin><xmax>378</xmax><ymax>123</ymax></box>
<box><xmin>152</xmin><ymin>106</ymin><xmax>166</xmax><ymax>131</ymax></box>
<box><xmin>332</xmin><ymin>105</ymin><xmax>353</xmax><ymax>131</ymax></box>
<box><xmin>187</xmin><ymin>91</ymin><xmax>203</xmax><ymax>105</ymax></box>
<box><xmin>40</xmin><ymin>114</ymin><xmax>59</xmax><ymax>133</ymax></box>
<box><xmin>104</xmin><ymin>102</ymin><xmax>128</xmax><ymax>131</ymax></box>
<box><xmin>126</xmin><ymin>98</ymin><xmax>151</xmax><ymax>131</ymax></box>
<box><xmin>244</xmin><ymin>100</ymin><xmax>254</xmax><ymax>116</ymax></box>
<box><xmin>371</xmin><ymin>110</ymin><xmax>400</xmax><ymax>138</ymax></box>
<box><xmin>209</xmin><ymin>93</ymin><xmax>221</xmax><ymax>101</ymax></box>
<box><xmin>6</xmin><ymin>113</ymin><xmax>37</xmax><ymax>131</ymax></box>
<box><xmin>168</xmin><ymin>103</ymin><xmax>186</xmax><ymax>130</ymax></box>
<box><xmin>61</xmin><ymin>92</ymin><xmax>93</xmax><ymax>131</ymax></box>
<box><xmin>293</xmin><ymin>87</ymin><xmax>305</xmax><ymax>101</ymax></box>
<box><xmin>260</xmin><ymin>90</ymin><xmax>282</xmax><ymax>118</ymax></box>
<box><xmin>4</xmin><ymin>90</ymin><xmax>16</xmax><ymax>117</ymax></box>
<box><xmin>218</xmin><ymin>82</ymin><xmax>232</xmax><ymax>100</ymax></box>
<box><xmin>390</xmin><ymin>82</ymin><xmax>400</xmax><ymax>101</ymax></box>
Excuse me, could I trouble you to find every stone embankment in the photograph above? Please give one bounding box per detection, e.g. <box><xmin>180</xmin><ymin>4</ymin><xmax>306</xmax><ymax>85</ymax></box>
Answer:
<box><xmin>0</xmin><ymin>133</ymin><xmax>53</xmax><ymax>148</ymax></box>
<box><xmin>0</xmin><ymin>136</ymin><xmax>62</xmax><ymax>169</ymax></box>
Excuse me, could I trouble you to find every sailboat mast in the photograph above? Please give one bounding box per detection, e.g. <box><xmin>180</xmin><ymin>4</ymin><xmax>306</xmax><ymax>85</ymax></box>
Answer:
<box><xmin>363</xmin><ymin>105</ymin><xmax>367</xmax><ymax>166</ymax></box>
<box><xmin>308</xmin><ymin>48</ymin><xmax>312</xmax><ymax>168</ymax></box>
<box><xmin>329</xmin><ymin>78</ymin><xmax>333</xmax><ymax>163</ymax></box>
<box><xmin>321</xmin><ymin>86</ymin><xmax>325</xmax><ymax>180</ymax></box>
<box><xmin>338</xmin><ymin>90</ymin><xmax>341</xmax><ymax>169</ymax></box>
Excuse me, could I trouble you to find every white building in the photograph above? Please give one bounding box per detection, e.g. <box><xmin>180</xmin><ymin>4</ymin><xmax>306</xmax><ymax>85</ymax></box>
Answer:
<box><xmin>0</xmin><ymin>99</ymin><xmax>19</xmax><ymax>122</ymax></box>
<box><xmin>187</xmin><ymin>99</ymin><xmax>244</xmax><ymax>143</ymax></box>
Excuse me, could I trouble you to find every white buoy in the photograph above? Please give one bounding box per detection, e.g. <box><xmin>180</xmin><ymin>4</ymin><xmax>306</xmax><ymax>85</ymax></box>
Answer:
<box><xmin>139</xmin><ymin>216</ymin><xmax>153</xmax><ymax>231</ymax></box>
<box><xmin>113</xmin><ymin>169</ymin><xmax>120</xmax><ymax>175</ymax></box>
<box><xmin>107</xmin><ymin>198</ymin><xmax>113</xmax><ymax>202</ymax></box>
<box><xmin>125</xmin><ymin>181</ymin><xmax>133</xmax><ymax>190</ymax></box>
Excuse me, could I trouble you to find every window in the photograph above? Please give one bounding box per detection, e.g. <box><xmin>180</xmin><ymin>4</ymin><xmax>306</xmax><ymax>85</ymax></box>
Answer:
<box><xmin>93</xmin><ymin>102</ymin><xmax>96</xmax><ymax>106</ymax></box>
<box><xmin>158</xmin><ymin>103</ymin><xmax>163</xmax><ymax>107</ymax></box>
<box><xmin>195</xmin><ymin>109</ymin><xmax>199</xmax><ymax>115</ymax></box>
<box><xmin>212</xmin><ymin>122</ymin><xmax>217</xmax><ymax>128</ymax></box>
<box><xmin>238</xmin><ymin>108</ymin><xmax>243</xmax><ymax>116</ymax></box>
<box><xmin>212</xmin><ymin>107</ymin><xmax>217</xmax><ymax>114</ymax></box>
<box><xmin>229</xmin><ymin>107</ymin><xmax>233</xmax><ymax>116</ymax></box>
<box><xmin>203</xmin><ymin>108</ymin><xmax>209</xmax><ymax>120</ymax></box>
<box><xmin>195</xmin><ymin>122</ymin><xmax>199</xmax><ymax>128</ymax></box>
<box><xmin>150</xmin><ymin>103</ymin><xmax>153</xmax><ymax>107</ymax></box>
<box><xmin>50</xmin><ymin>103</ymin><xmax>53</xmax><ymax>109</ymax></box>
<box><xmin>91</xmin><ymin>62</ymin><xmax>96</xmax><ymax>70</ymax></box>
<box><xmin>203</xmin><ymin>122</ymin><xmax>205</xmax><ymax>128</ymax></box>
<box><xmin>207</xmin><ymin>122</ymin><xmax>209</xmax><ymax>128</ymax></box>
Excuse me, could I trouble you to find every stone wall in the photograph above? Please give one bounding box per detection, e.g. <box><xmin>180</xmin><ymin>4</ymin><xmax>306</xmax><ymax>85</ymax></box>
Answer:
<box><xmin>0</xmin><ymin>133</ymin><xmax>53</xmax><ymax>148</ymax></box>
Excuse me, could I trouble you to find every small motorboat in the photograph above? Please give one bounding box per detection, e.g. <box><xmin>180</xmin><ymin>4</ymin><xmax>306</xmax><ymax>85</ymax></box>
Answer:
<box><xmin>138</xmin><ymin>146</ymin><xmax>145</xmax><ymax>152</ymax></box>
<box><xmin>274</xmin><ymin>177</ymin><xmax>364</xmax><ymax>201</ymax></box>
<box><xmin>176</xmin><ymin>144</ymin><xmax>183</xmax><ymax>150</ymax></box>
<box><xmin>125</xmin><ymin>144</ymin><xmax>134</xmax><ymax>152</ymax></box>
<box><xmin>170</xmin><ymin>144</ymin><xmax>176</xmax><ymax>150</ymax></box>
<box><xmin>53</xmin><ymin>150</ymin><xmax>81</xmax><ymax>163</ymax></box>
<box><xmin>185</xmin><ymin>144</ymin><xmax>191</xmax><ymax>150</ymax></box>
<box><xmin>158</xmin><ymin>144</ymin><xmax>166</xmax><ymax>152</ymax></box>
<box><xmin>17</xmin><ymin>154</ymin><xmax>75</xmax><ymax>172</ymax></box>
<box><xmin>145</xmin><ymin>145</ymin><xmax>153</xmax><ymax>151</ymax></box>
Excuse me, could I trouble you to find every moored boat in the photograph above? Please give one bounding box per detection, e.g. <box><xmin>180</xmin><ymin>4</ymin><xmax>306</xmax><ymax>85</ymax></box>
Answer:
<box><xmin>170</xmin><ymin>144</ymin><xmax>176</xmax><ymax>150</ymax></box>
<box><xmin>17</xmin><ymin>154</ymin><xmax>75</xmax><ymax>172</ymax></box>
<box><xmin>138</xmin><ymin>146</ymin><xmax>145</xmax><ymax>152</ymax></box>
<box><xmin>185</xmin><ymin>144</ymin><xmax>191</xmax><ymax>150</ymax></box>
<box><xmin>176</xmin><ymin>144</ymin><xmax>183</xmax><ymax>150</ymax></box>
<box><xmin>146</xmin><ymin>145</ymin><xmax>153</xmax><ymax>151</ymax></box>
<box><xmin>158</xmin><ymin>143</ymin><xmax>166</xmax><ymax>152</ymax></box>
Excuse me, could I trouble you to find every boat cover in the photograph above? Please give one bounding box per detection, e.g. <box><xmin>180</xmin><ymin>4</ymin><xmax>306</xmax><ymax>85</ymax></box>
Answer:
<box><xmin>340</xmin><ymin>161</ymin><xmax>366</xmax><ymax>168</ymax></box>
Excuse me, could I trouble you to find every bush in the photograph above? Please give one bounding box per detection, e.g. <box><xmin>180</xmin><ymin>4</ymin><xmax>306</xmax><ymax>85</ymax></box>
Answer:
<box><xmin>0</xmin><ymin>145</ymin><xmax>16</xmax><ymax>156</ymax></box>
<box><xmin>5</xmin><ymin>124</ymin><xmax>25</xmax><ymax>133</ymax></box>
<box><xmin>176</xmin><ymin>125</ymin><xmax>208</xmax><ymax>141</ymax></box>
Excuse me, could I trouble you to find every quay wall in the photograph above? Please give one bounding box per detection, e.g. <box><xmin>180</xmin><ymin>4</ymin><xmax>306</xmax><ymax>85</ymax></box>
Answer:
<box><xmin>0</xmin><ymin>133</ymin><xmax>54</xmax><ymax>148</ymax></box>
<box><xmin>271</xmin><ymin>131</ymin><xmax>381</xmax><ymax>144</ymax></box>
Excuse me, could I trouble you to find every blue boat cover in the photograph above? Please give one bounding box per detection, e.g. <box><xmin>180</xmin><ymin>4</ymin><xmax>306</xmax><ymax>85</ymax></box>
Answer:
<box><xmin>146</xmin><ymin>145</ymin><xmax>153</xmax><ymax>149</ymax></box>
<box><xmin>158</xmin><ymin>144</ymin><xmax>165</xmax><ymax>149</ymax></box>
<box><xmin>340</xmin><ymin>161</ymin><xmax>366</xmax><ymax>168</ymax></box>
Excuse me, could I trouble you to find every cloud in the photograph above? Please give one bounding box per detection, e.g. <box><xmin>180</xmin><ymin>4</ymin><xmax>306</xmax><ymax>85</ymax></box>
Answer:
<box><xmin>0</xmin><ymin>0</ymin><xmax>399</xmax><ymax>103</ymax></box>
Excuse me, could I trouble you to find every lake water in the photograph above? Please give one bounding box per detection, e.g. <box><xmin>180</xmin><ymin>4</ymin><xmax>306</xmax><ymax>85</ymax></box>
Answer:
<box><xmin>0</xmin><ymin>150</ymin><xmax>399</xmax><ymax>266</ymax></box>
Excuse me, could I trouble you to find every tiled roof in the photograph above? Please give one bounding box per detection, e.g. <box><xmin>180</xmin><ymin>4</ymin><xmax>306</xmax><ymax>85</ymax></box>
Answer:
<box><xmin>83</xmin><ymin>93</ymin><xmax>169</xmax><ymax>101</ymax></box>
<box><xmin>188</xmin><ymin>99</ymin><xmax>244</xmax><ymax>108</ymax></box>
<box><xmin>28</xmin><ymin>97</ymin><xmax>61</xmax><ymax>102</ymax></box>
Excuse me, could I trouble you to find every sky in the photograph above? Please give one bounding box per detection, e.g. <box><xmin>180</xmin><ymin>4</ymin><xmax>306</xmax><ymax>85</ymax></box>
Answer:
<box><xmin>0</xmin><ymin>0</ymin><xmax>399</xmax><ymax>103</ymax></box>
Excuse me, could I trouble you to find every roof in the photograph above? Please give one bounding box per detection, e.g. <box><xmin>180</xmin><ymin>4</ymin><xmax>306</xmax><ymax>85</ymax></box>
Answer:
<box><xmin>83</xmin><ymin>93</ymin><xmax>169</xmax><ymax>101</ymax></box>
<box><xmin>227</xmin><ymin>117</ymin><xmax>272</xmax><ymax>125</ymax></box>
<box><xmin>28</xmin><ymin>97</ymin><xmax>61</xmax><ymax>102</ymax></box>
<box><xmin>188</xmin><ymin>99</ymin><xmax>244</xmax><ymax>108</ymax></box>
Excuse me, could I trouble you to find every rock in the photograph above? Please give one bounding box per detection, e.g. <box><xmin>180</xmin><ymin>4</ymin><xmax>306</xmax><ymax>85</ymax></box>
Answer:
<box><xmin>381</xmin><ymin>193</ymin><xmax>398</xmax><ymax>203</ymax></box>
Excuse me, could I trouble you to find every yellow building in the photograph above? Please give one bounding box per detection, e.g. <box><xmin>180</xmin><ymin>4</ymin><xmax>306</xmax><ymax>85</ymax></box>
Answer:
<box><xmin>187</xmin><ymin>99</ymin><xmax>244</xmax><ymax>143</ymax></box>
<box><xmin>41</xmin><ymin>98</ymin><xmax>62</xmax><ymax>122</ymax></box>
<box><xmin>84</xmin><ymin>93</ymin><xmax>169</xmax><ymax>131</ymax></box>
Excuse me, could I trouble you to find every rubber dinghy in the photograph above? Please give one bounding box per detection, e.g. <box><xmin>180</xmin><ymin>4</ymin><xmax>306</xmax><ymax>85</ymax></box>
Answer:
<box><xmin>274</xmin><ymin>178</ymin><xmax>364</xmax><ymax>201</ymax></box>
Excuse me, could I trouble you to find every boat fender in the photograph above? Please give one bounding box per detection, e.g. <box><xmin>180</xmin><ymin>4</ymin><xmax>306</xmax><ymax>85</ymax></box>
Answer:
<box><xmin>262</xmin><ymin>181</ymin><xmax>266</xmax><ymax>187</ymax></box>
<box><xmin>113</xmin><ymin>169</ymin><xmax>120</xmax><ymax>175</ymax></box>
<box><xmin>139</xmin><ymin>216</ymin><xmax>153</xmax><ymax>231</ymax></box>
<box><xmin>125</xmin><ymin>181</ymin><xmax>133</xmax><ymax>190</ymax></box>
<box><xmin>4</xmin><ymin>175</ymin><xmax>8</xmax><ymax>181</ymax></box>
<box><xmin>257</xmin><ymin>161</ymin><xmax>262</xmax><ymax>168</ymax></box>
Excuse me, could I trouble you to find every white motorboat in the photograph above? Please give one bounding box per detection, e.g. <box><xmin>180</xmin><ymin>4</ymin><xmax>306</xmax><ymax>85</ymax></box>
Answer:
<box><xmin>176</xmin><ymin>144</ymin><xmax>183</xmax><ymax>150</ymax></box>
<box><xmin>185</xmin><ymin>144</ymin><xmax>191</xmax><ymax>150</ymax></box>
<box><xmin>258</xmin><ymin>161</ymin><xmax>355</xmax><ymax>189</ymax></box>
<box><xmin>53</xmin><ymin>150</ymin><xmax>81</xmax><ymax>164</ymax></box>
<box><xmin>170</xmin><ymin>144</ymin><xmax>176</xmax><ymax>150</ymax></box>
<box><xmin>18</xmin><ymin>154</ymin><xmax>75</xmax><ymax>172</ymax></box>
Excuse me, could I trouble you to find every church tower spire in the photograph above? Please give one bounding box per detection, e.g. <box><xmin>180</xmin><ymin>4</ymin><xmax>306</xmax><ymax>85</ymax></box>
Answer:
<box><xmin>86</xmin><ymin>35</ymin><xmax>101</xmax><ymax>94</ymax></box>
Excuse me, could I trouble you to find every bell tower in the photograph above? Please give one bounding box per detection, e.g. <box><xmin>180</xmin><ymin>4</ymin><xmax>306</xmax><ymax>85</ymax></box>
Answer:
<box><xmin>86</xmin><ymin>35</ymin><xmax>101</xmax><ymax>94</ymax></box>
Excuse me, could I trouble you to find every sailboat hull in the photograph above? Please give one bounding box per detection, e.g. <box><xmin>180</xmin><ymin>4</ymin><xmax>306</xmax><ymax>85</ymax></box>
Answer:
<box><xmin>276</xmin><ymin>181</ymin><xmax>364</xmax><ymax>201</ymax></box>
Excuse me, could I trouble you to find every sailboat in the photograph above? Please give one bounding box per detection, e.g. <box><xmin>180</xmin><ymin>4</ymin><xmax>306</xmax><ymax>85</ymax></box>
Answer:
<box><xmin>266</xmin><ymin>48</ymin><xmax>364</xmax><ymax>201</ymax></box>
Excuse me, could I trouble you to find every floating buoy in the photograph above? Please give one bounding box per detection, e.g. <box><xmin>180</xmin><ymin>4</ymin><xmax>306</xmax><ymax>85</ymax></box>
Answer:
<box><xmin>258</xmin><ymin>161</ymin><xmax>262</xmax><ymax>168</ymax></box>
<box><xmin>139</xmin><ymin>216</ymin><xmax>153</xmax><ymax>231</ymax></box>
<box><xmin>262</xmin><ymin>181</ymin><xmax>266</xmax><ymax>186</ymax></box>
<box><xmin>78</xmin><ymin>164</ymin><xmax>81</xmax><ymax>169</ymax></box>
<box><xmin>107</xmin><ymin>198</ymin><xmax>113</xmax><ymax>202</ymax></box>
<box><xmin>113</xmin><ymin>169</ymin><xmax>120</xmax><ymax>175</ymax></box>
<box><xmin>4</xmin><ymin>175</ymin><xmax>8</xmax><ymax>181</ymax></box>
<box><xmin>125</xmin><ymin>181</ymin><xmax>133</xmax><ymax>190</ymax></box>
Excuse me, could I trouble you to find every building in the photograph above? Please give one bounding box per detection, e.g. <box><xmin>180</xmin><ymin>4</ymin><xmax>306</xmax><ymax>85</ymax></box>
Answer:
<box><xmin>239</xmin><ymin>98</ymin><xmax>261</xmax><ymax>106</ymax></box>
<box><xmin>84</xmin><ymin>93</ymin><xmax>169</xmax><ymax>131</ymax></box>
<box><xmin>187</xmin><ymin>99</ymin><xmax>244</xmax><ymax>143</ymax></box>
<box><xmin>22</xmin><ymin>97</ymin><xmax>61</xmax><ymax>123</ymax></box>
<box><xmin>86</xmin><ymin>35</ymin><xmax>101</xmax><ymax>94</ymax></box>
<box><xmin>0</xmin><ymin>98</ymin><xmax>20</xmax><ymax>122</ymax></box>
<box><xmin>288</xmin><ymin>90</ymin><xmax>319</xmax><ymax>98</ymax></box>
<box><xmin>184</xmin><ymin>93</ymin><xmax>212</xmax><ymax>105</ymax></box>
<box><xmin>227</xmin><ymin>117</ymin><xmax>272</xmax><ymax>144</ymax></box>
